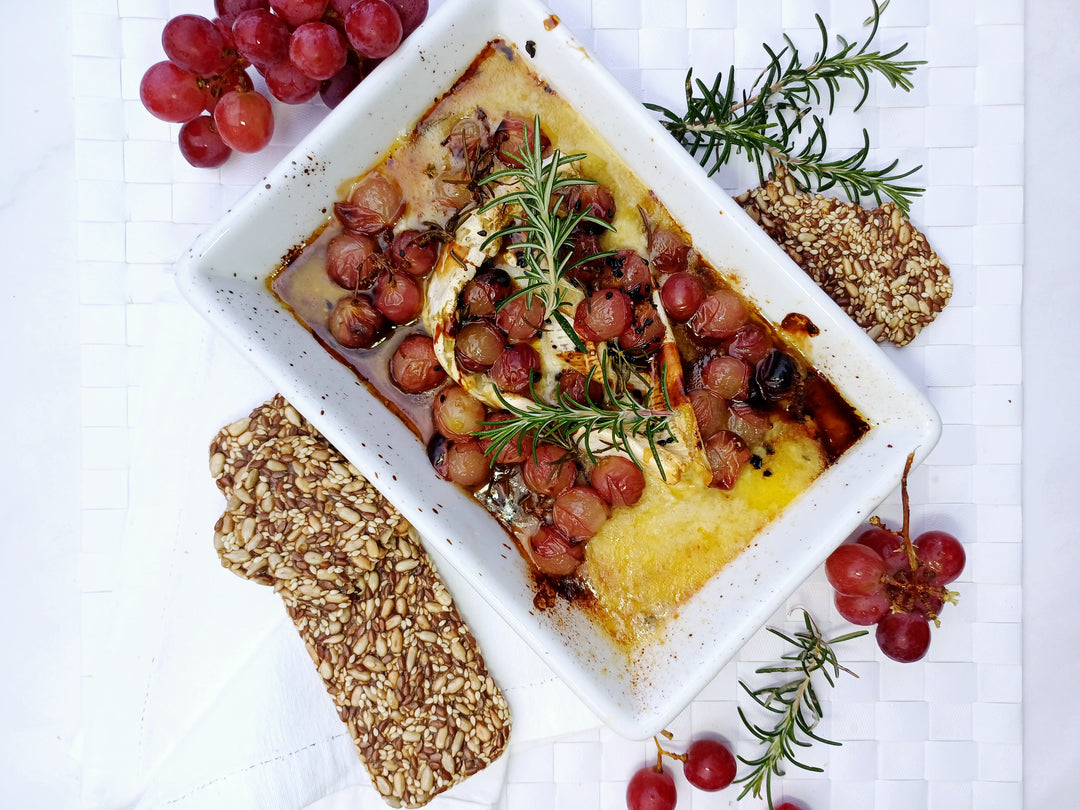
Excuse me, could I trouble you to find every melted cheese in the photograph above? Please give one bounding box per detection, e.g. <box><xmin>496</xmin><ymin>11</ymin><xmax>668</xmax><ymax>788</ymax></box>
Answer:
<box><xmin>584</xmin><ymin>421</ymin><xmax>826</xmax><ymax>647</ymax></box>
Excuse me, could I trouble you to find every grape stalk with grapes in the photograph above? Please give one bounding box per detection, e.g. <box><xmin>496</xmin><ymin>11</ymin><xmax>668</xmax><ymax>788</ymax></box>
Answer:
<box><xmin>825</xmin><ymin>452</ymin><xmax>966</xmax><ymax>662</ymax></box>
<box><xmin>140</xmin><ymin>0</ymin><xmax>429</xmax><ymax>166</ymax></box>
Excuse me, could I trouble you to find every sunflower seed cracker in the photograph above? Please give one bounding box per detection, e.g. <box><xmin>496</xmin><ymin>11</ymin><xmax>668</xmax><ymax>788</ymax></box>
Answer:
<box><xmin>211</xmin><ymin>405</ymin><xmax>511</xmax><ymax>807</ymax></box>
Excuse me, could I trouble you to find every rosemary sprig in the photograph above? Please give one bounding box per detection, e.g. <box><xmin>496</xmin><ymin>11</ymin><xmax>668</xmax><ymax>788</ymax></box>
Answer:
<box><xmin>477</xmin><ymin>355</ymin><xmax>676</xmax><ymax>479</ymax></box>
<box><xmin>478</xmin><ymin>115</ymin><xmax>614</xmax><ymax>319</ymax></box>
<box><xmin>736</xmin><ymin>609</ymin><xmax>867</xmax><ymax>808</ymax></box>
<box><xmin>644</xmin><ymin>0</ymin><xmax>925</xmax><ymax>212</ymax></box>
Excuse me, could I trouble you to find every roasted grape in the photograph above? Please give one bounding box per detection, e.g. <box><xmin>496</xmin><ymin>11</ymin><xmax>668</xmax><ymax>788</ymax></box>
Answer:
<box><xmin>590</xmin><ymin>455</ymin><xmax>645</xmax><ymax>508</ymax></box>
<box><xmin>389</xmin><ymin>334</ymin><xmax>446</xmax><ymax>393</ymax></box>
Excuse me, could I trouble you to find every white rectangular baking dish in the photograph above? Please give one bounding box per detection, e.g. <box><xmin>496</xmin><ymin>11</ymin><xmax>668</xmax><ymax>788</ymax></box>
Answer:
<box><xmin>176</xmin><ymin>0</ymin><xmax>940</xmax><ymax>738</ymax></box>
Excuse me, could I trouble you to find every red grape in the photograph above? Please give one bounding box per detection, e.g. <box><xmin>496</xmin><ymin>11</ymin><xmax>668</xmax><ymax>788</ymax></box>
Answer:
<box><xmin>385</xmin><ymin>0</ymin><xmax>428</xmax><ymax>36</ymax></box>
<box><xmin>433</xmin><ymin>385</ymin><xmax>486</xmax><ymax>441</ymax></box>
<box><xmin>162</xmin><ymin>15</ymin><xmax>228</xmax><ymax>77</ymax></box>
<box><xmin>682</xmin><ymin>738</ymin><xmax>736</xmax><ymax>792</ymax></box>
<box><xmin>660</xmin><ymin>272</ymin><xmax>704</xmax><ymax>321</ymax></box>
<box><xmin>320</xmin><ymin>58</ymin><xmax>364</xmax><ymax>108</ymax></box>
<box><xmin>327</xmin><ymin>294</ymin><xmax>386</xmax><ymax>349</ymax></box>
<box><xmin>855</xmin><ymin>526</ymin><xmax>909</xmax><ymax>572</ymax></box>
<box><xmin>213</xmin><ymin>89</ymin><xmax>275</xmax><ymax>152</ymax></box>
<box><xmin>590</xmin><ymin>455</ymin><xmax>646</xmax><ymax>508</ymax></box>
<box><xmin>574</xmin><ymin>288</ymin><xmax>633</xmax><ymax>342</ymax></box>
<box><xmin>688</xmin><ymin>388</ymin><xmax>729</xmax><ymax>439</ymax></box>
<box><xmin>527</xmin><ymin>525</ymin><xmax>583</xmax><ymax>577</ymax></box>
<box><xmin>649</xmin><ymin>228</ymin><xmax>691</xmax><ymax>275</ymax></box>
<box><xmin>774</xmin><ymin>804</ymin><xmax>804</xmax><ymax>810</ymax></box>
<box><xmin>389</xmin><ymin>334</ymin><xmax>445</xmax><ymax>393</ymax></box>
<box><xmin>599</xmin><ymin>249</ymin><xmax>651</xmax><ymax>296</ymax></box>
<box><xmin>522</xmin><ymin>443</ymin><xmax>578</xmax><ymax>497</ymax></box>
<box><xmin>389</xmin><ymin>229</ymin><xmax>441</xmax><ymax>277</ymax></box>
<box><xmin>343</xmin><ymin>171</ymin><xmax>405</xmax><ymax>233</ymax></box>
<box><xmin>834</xmin><ymin>590</ymin><xmax>891</xmax><ymax>626</ymax></box>
<box><xmin>825</xmin><ymin>544</ymin><xmax>887</xmax><ymax>596</ymax></box>
<box><xmin>914</xmin><ymin>530</ymin><xmax>965</xmax><ymax>585</ymax></box>
<box><xmin>140</xmin><ymin>61</ymin><xmax>207</xmax><ymax>123</ymax></box>
<box><xmin>325</xmin><ymin>232</ymin><xmax>379</xmax><ymax>289</ymax></box>
<box><xmin>345</xmin><ymin>0</ymin><xmax>404</xmax><ymax>59</ymax></box>
<box><xmin>625</xmin><ymin>766</ymin><xmax>676</xmax><ymax>810</ymax></box>
<box><xmin>558</xmin><ymin>368</ymin><xmax>604</xmax><ymax>406</ymax></box>
<box><xmin>476</xmin><ymin>413</ymin><xmax>534</xmax><ymax>464</ymax></box>
<box><xmin>688</xmin><ymin>290</ymin><xmax>747</xmax><ymax>341</ymax></box>
<box><xmin>617</xmin><ymin>301</ymin><xmax>665</xmax><ymax>353</ymax></box>
<box><xmin>290</xmin><ymin>22</ymin><xmax>348</xmax><ymax>80</ymax></box>
<box><xmin>552</xmin><ymin>486</ymin><xmax>610</xmax><ymax>542</ymax></box>
<box><xmin>372</xmin><ymin>270</ymin><xmax>423</xmax><ymax>323</ymax></box>
<box><xmin>493</xmin><ymin>117</ymin><xmax>550</xmax><ymax>168</ymax></box>
<box><xmin>564</xmin><ymin>183</ymin><xmax>616</xmax><ymax>228</ymax></box>
<box><xmin>178</xmin><ymin>115</ymin><xmax>232</xmax><ymax>168</ymax></box>
<box><xmin>876</xmin><ymin>612</ymin><xmax>931</xmax><ymax>663</ymax></box>
<box><xmin>454</xmin><ymin>320</ymin><xmax>505</xmax><ymax>373</ymax></box>
<box><xmin>489</xmin><ymin>344</ymin><xmax>540</xmax><ymax>395</ymax></box>
<box><xmin>264</xmin><ymin>58</ymin><xmax>322</xmax><ymax>104</ymax></box>
<box><xmin>495</xmin><ymin>295</ymin><xmax>545</xmax><ymax>342</ymax></box>
<box><xmin>215</xmin><ymin>0</ymin><xmax>270</xmax><ymax>26</ymax></box>
<box><xmin>703</xmin><ymin>430</ymin><xmax>751</xmax><ymax>490</ymax></box>
<box><xmin>270</xmin><ymin>0</ymin><xmax>330</xmax><ymax>27</ymax></box>
<box><xmin>461</xmin><ymin>269</ymin><xmax>512</xmax><ymax>319</ymax></box>
<box><xmin>232</xmin><ymin>9</ymin><xmax>290</xmax><ymax>69</ymax></box>
<box><xmin>442</xmin><ymin>439</ymin><xmax>491</xmax><ymax>488</ymax></box>
<box><xmin>726</xmin><ymin>324</ymin><xmax>771</xmax><ymax>365</ymax></box>
<box><xmin>701</xmin><ymin>355</ymin><xmax>749</xmax><ymax>400</ymax></box>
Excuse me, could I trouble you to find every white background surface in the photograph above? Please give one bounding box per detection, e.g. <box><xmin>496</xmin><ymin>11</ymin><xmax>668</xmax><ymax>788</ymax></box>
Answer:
<box><xmin>2</xmin><ymin>0</ymin><xmax>1077</xmax><ymax>807</ymax></box>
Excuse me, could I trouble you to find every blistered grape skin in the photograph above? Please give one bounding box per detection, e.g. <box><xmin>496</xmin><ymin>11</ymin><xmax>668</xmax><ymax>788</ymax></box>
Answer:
<box><xmin>389</xmin><ymin>334</ymin><xmax>446</xmax><ymax>394</ymax></box>
<box><xmin>590</xmin><ymin>455</ymin><xmax>645</xmax><ymax>508</ymax></box>
<box><xmin>522</xmin><ymin>443</ymin><xmax>578</xmax><ymax>497</ymax></box>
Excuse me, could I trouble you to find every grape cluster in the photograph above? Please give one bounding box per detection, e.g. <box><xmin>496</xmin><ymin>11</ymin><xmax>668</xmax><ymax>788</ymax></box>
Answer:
<box><xmin>139</xmin><ymin>0</ymin><xmax>428</xmax><ymax>167</ymax></box>
<box><xmin>824</xmin><ymin>457</ymin><xmax>966</xmax><ymax>663</ymax></box>
<box><xmin>626</xmin><ymin>737</ymin><xmax>737</xmax><ymax>810</ymax></box>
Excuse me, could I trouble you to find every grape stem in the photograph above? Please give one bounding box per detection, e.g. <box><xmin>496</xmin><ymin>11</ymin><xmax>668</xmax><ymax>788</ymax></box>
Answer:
<box><xmin>868</xmin><ymin>451</ymin><xmax>918</xmax><ymax>570</ymax></box>
<box><xmin>651</xmin><ymin>731</ymin><xmax>688</xmax><ymax>770</ymax></box>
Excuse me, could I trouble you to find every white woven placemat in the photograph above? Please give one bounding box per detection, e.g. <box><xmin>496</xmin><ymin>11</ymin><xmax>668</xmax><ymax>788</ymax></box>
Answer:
<box><xmin>76</xmin><ymin>1</ymin><xmax>1024</xmax><ymax>808</ymax></box>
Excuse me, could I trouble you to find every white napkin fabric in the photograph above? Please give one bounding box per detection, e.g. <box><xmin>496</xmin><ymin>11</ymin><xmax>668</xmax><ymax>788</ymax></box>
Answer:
<box><xmin>80</xmin><ymin>301</ymin><xmax>598</xmax><ymax>810</ymax></box>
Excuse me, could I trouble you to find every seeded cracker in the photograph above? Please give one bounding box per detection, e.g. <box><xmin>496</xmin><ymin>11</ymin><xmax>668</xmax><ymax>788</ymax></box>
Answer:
<box><xmin>210</xmin><ymin>400</ymin><xmax>511</xmax><ymax>808</ymax></box>
<box><xmin>735</xmin><ymin>165</ymin><xmax>952</xmax><ymax>346</ymax></box>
